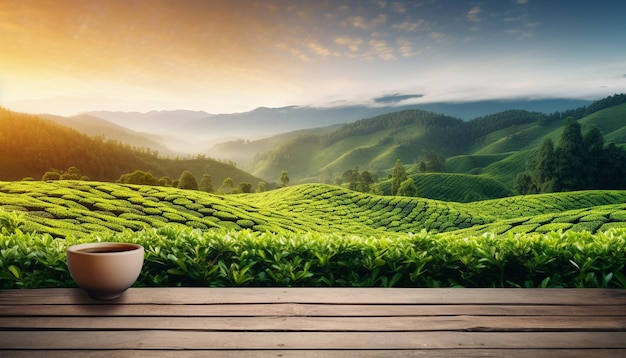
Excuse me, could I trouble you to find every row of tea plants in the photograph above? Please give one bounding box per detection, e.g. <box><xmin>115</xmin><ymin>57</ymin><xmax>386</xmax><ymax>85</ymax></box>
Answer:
<box><xmin>2</xmin><ymin>222</ymin><xmax>625</xmax><ymax>289</ymax></box>
<box><xmin>3</xmin><ymin>181</ymin><xmax>626</xmax><ymax>239</ymax></box>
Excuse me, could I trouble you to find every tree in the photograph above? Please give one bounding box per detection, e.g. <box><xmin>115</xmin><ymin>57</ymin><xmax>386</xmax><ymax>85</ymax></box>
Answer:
<box><xmin>117</xmin><ymin>170</ymin><xmax>159</xmax><ymax>185</ymax></box>
<box><xmin>60</xmin><ymin>166</ymin><xmax>85</xmax><ymax>180</ymax></box>
<box><xmin>518</xmin><ymin>117</ymin><xmax>626</xmax><ymax>194</ymax></box>
<box><xmin>280</xmin><ymin>170</ymin><xmax>289</xmax><ymax>187</ymax></box>
<box><xmin>601</xmin><ymin>143</ymin><xmax>626</xmax><ymax>189</ymax></box>
<box><xmin>514</xmin><ymin>172</ymin><xmax>536</xmax><ymax>195</ymax></box>
<box><xmin>199</xmin><ymin>174</ymin><xmax>214</xmax><ymax>193</ymax></box>
<box><xmin>256</xmin><ymin>181</ymin><xmax>266</xmax><ymax>193</ymax></box>
<box><xmin>420</xmin><ymin>150</ymin><xmax>446</xmax><ymax>172</ymax></box>
<box><xmin>359</xmin><ymin>170</ymin><xmax>375</xmax><ymax>193</ymax></box>
<box><xmin>397</xmin><ymin>178</ymin><xmax>418</xmax><ymax>197</ymax></box>
<box><xmin>219</xmin><ymin>177</ymin><xmax>235</xmax><ymax>194</ymax></box>
<box><xmin>532</xmin><ymin>138</ymin><xmax>557</xmax><ymax>192</ymax></box>
<box><xmin>42</xmin><ymin>171</ymin><xmax>61</xmax><ymax>181</ymax></box>
<box><xmin>159</xmin><ymin>176</ymin><xmax>173</xmax><ymax>187</ymax></box>
<box><xmin>177</xmin><ymin>171</ymin><xmax>199</xmax><ymax>190</ymax></box>
<box><xmin>237</xmin><ymin>182</ymin><xmax>252</xmax><ymax>193</ymax></box>
<box><xmin>342</xmin><ymin>168</ymin><xmax>360</xmax><ymax>191</ymax></box>
<box><xmin>391</xmin><ymin>159</ymin><xmax>407</xmax><ymax>195</ymax></box>
<box><xmin>582</xmin><ymin>125</ymin><xmax>605</xmax><ymax>189</ymax></box>
<box><xmin>554</xmin><ymin>118</ymin><xmax>587</xmax><ymax>191</ymax></box>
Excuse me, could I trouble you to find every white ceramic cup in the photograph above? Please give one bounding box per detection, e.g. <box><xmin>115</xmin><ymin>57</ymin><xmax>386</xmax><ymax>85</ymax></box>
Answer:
<box><xmin>66</xmin><ymin>242</ymin><xmax>144</xmax><ymax>300</ymax></box>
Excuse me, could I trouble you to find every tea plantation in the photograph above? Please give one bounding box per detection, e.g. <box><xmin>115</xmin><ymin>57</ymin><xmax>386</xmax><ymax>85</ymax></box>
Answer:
<box><xmin>1</xmin><ymin>180</ymin><xmax>625</xmax><ymax>288</ymax></box>
<box><xmin>2</xmin><ymin>181</ymin><xmax>626</xmax><ymax>237</ymax></box>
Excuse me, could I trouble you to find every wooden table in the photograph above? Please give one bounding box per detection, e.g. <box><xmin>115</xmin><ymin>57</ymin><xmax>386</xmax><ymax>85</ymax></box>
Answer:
<box><xmin>1</xmin><ymin>287</ymin><xmax>625</xmax><ymax>357</ymax></box>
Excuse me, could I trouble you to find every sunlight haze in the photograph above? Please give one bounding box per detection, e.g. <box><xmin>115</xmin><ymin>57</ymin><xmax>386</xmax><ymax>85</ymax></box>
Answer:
<box><xmin>1</xmin><ymin>0</ymin><xmax>625</xmax><ymax>115</ymax></box>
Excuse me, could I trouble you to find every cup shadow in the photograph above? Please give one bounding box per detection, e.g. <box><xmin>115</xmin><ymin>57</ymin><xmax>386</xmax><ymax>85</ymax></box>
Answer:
<box><xmin>68</xmin><ymin>287</ymin><xmax>130</xmax><ymax>314</ymax></box>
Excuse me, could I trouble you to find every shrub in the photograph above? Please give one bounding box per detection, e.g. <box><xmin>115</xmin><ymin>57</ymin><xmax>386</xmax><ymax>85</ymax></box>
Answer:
<box><xmin>0</xmin><ymin>209</ymin><xmax>25</xmax><ymax>234</ymax></box>
<box><xmin>2</xmin><ymin>227</ymin><xmax>625</xmax><ymax>289</ymax></box>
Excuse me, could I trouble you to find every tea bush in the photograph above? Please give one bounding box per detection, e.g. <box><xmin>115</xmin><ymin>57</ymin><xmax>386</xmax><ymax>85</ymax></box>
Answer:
<box><xmin>1</xmin><ymin>226</ymin><xmax>625</xmax><ymax>289</ymax></box>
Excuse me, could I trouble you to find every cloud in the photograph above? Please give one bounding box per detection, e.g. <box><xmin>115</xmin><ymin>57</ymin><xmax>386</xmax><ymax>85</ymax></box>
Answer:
<box><xmin>428</xmin><ymin>32</ymin><xmax>446</xmax><ymax>42</ymax></box>
<box><xmin>397</xmin><ymin>38</ymin><xmax>414</xmax><ymax>57</ymax></box>
<box><xmin>308</xmin><ymin>42</ymin><xmax>333</xmax><ymax>57</ymax></box>
<box><xmin>276</xmin><ymin>42</ymin><xmax>311</xmax><ymax>62</ymax></box>
<box><xmin>505</xmin><ymin>22</ymin><xmax>539</xmax><ymax>39</ymax></box>
<box><xmin>504</xmin><ymin>16</ymin><xmax>524</xmax><ymax>22</ymax></box>
<box><xmin>349</xmin><ymin>16</ymin><xmax>368</xmax><ymax>29</ymax></box>
<box><xmin>335</xmin><ymin>37</ymin><xmax>363</xmax><ymax>52</ymax></box>
<box><xmin>391</xmin><ymin>2</ymin><xmax>407</xmax><ymax>14</ymax></box>
<box><xmin>392</xmin><ymin>20</ymin><xmax>425</xmax><ymax>32</ymax></box>
<box><xmin>368</xmin><ymin>39</ymin><xmax>396</xmax><ymax>60</ymax></box>
<box><xmin>467</xmin><ymin>6</ymin><xmax>482</xmax><ymax>22</ymax></box>
<box><xmin>374</xmin><ymin>93</ymin><xmax>423</xmax><ymax>104</ymax></box>
<box><xmin>349</xmin><ymin>14</ymin><xmax>387</xmax><ymax>29</ymax></box>
<box><xmin>373</xmin><ymin>14</ymin><xmax>388</xmax><ymax>26</ymax></box>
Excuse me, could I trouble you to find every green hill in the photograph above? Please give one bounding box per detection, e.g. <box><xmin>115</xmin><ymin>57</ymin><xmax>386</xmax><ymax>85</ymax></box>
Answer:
<box><xmin>246</xmin><ymin>95</ymin><xmax>626</xmax><ymax>200</ymax></box>
<box><xmin>0</xmin><ymin>107</ymin><xmax>266</xmax><ymax>187</ymax></box>
<box><xmin>2</xmin><ymin>181</ymin><xmax>625</xmax><ymax>239</ymax></box>
<box><xmin>375</xmin><ymin>173</ymin><xmax>514</xmax><ymax>202</ymax></box>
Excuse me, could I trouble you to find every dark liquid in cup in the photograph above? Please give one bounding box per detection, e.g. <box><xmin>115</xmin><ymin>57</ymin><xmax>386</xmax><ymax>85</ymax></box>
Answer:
<box><xmin>78</xmin><ymin>246</ymin><xmax>137</xmax><ymax>253</ymax></box>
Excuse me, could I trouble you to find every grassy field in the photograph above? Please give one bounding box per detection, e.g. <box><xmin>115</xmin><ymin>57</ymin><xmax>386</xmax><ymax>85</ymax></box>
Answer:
<box><xmin>2</xmin><ymin>180</ymin><xmax>625</xmax><ymax>239</ymax></box>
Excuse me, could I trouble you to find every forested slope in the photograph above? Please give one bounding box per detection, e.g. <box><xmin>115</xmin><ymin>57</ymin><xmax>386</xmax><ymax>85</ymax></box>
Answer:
<box><xmin>0</xmin><ymin>107</ymin><xmax>266</xmax><ymax>187</ymax></box>
<box><xmin>248</xmin><ymin>94</ymin><xmax>626</xmax><ymax>196</ymax></box>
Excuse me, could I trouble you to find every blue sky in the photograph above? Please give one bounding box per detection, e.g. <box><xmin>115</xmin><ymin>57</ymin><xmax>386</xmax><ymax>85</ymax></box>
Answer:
<box><xmin>1</xmin><ymin>0</ymin><xmax>625</xmax><ymax>115</ymax></box>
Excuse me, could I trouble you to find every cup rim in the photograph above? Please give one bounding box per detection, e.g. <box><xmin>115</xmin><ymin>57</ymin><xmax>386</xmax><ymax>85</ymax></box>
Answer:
<box><xmin>67</xmin><ymin>242</ymin><xmax>144</xmax><ymax>255</ymax></box>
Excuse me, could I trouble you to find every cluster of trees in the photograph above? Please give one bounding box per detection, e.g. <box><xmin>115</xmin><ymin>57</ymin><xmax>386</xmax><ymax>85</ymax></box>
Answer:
<box><xmin>336</xmin><ymin>168</ymin><xmax>377</xmax><ymax>192</ymax></box>
<box><xmin>336</xmin><ymin>160</ymin><xmax>418</xmax><ymax>197</ymax></box>
<box><xmin>116</xmin><ymin>169</ymin><xmax>268</xmax><ymax>194</ymax></box>
<box><xmin>545</xmin><ymin>93</ymin><xmax>626</xmax><ymax>123</ymax></box>
<box><xmin>418</xmin><ymin>150</ymin><xmax>446</xmax><ymax>172</ymax></box>
<box><xmin>391</xmin><ymin>159</ymin><xmax>418</xmax><ymax>197</ymax></box>
<box><xmin>38</xmin><ymin>164</ymin><xmax>281</xmax><ymax>195</ymax></box>
<box><xmin>41</xmin><ymin>167</ymin><xmax>89</xmax><ymax>181</ymax></box>
<box><xmin>515</xmin><ymin>118</ymin><xmax>626</xmax><ymax>194</ymax></box>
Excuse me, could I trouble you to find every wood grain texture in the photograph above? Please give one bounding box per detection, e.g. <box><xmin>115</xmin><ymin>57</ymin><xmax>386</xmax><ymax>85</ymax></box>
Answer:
<box><xmin>1</xmin><ymin>350</ymin><xmax>625</xmax><ymax>358</ymax></box>
<box><xmin>2</xmin><ymin>303</ymin><xmax>624</xmax><ymax>317</ymax></box>
<box><xmin>2</xmin><ymin>287</ymin><xmax>625</xmax><ymax>305</ymax></box>
<box><xmin>1</xmin><ymin>287</ymin><xmax>624</xmax><ymax>355</ymax></box>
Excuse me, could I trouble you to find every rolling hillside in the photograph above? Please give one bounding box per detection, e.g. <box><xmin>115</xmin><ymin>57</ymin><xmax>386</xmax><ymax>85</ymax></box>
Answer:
<box><xmin>245</xmin><ymin>95</ymin><xmax>626</xmax><ymax>198</ymax></box>
<box><xmin>1</xmin><ymin>181</ymin><xmax>625</xmax><ymax>239</ymax></box>
<box><xmin>42</xmin><ymin>113</ymin><xmax>180</xmax><ymax>157</ymax></box>
<box><xmin>0</xmin><ymin>107</ymin><xmax>267</xmax><ymax>187</ymax></box>
<box><xmin>376</xmin><ymin>173</ymin><xmax>515</xmax><ymax>202</ymax></box>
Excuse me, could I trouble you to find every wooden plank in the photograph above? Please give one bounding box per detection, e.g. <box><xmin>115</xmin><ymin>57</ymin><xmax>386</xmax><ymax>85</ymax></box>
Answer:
<box><xmin>2</xmin><ymin>350</ymin><xmax>625</xmax><ymax>358</ymax></box>
<box><xmin>1</xmin><ymin>315</ymin><xmax>625</xmax><ymax>331</ymax></box>
<box><xmin>2</xmin><ymin>288</ymin><xmax>623</xmax><ymax>356</ymax></box>
<box><xmin>2</xmin><ymin>350</ymin><xmax>626</xmax><ymax>358</ymax></box>
<box><xmin>1</xmin><ymin>331</ymin><xmax>625</xmax><ymax>349</ymax></box>
<box><xmin>2</xmin><ymin>303</ymin><xmax>623</xmax><ymax>317</ymax></box>
<box><xmin>2</xmin><ymin>288</ymin><xmax>625</xmax><ymax>305</ymax></box>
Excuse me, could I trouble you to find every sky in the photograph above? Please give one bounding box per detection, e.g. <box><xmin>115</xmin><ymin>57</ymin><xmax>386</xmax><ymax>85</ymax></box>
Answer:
<box><xmin>1</xmin><ymin>0</ymin><xmax>625</xmax><ymax>116</ymax></box>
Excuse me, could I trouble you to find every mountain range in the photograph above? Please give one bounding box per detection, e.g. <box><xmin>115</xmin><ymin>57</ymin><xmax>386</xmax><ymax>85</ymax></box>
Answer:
<box><xmin>3</xmin><ymin>94</ymin><xmax>624</xmax><ymax>202</ymax></box>
<box><xmin>80</xmin><ymin>98</ymin><xmax>590</xmax><ymax>154</ymax></box>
